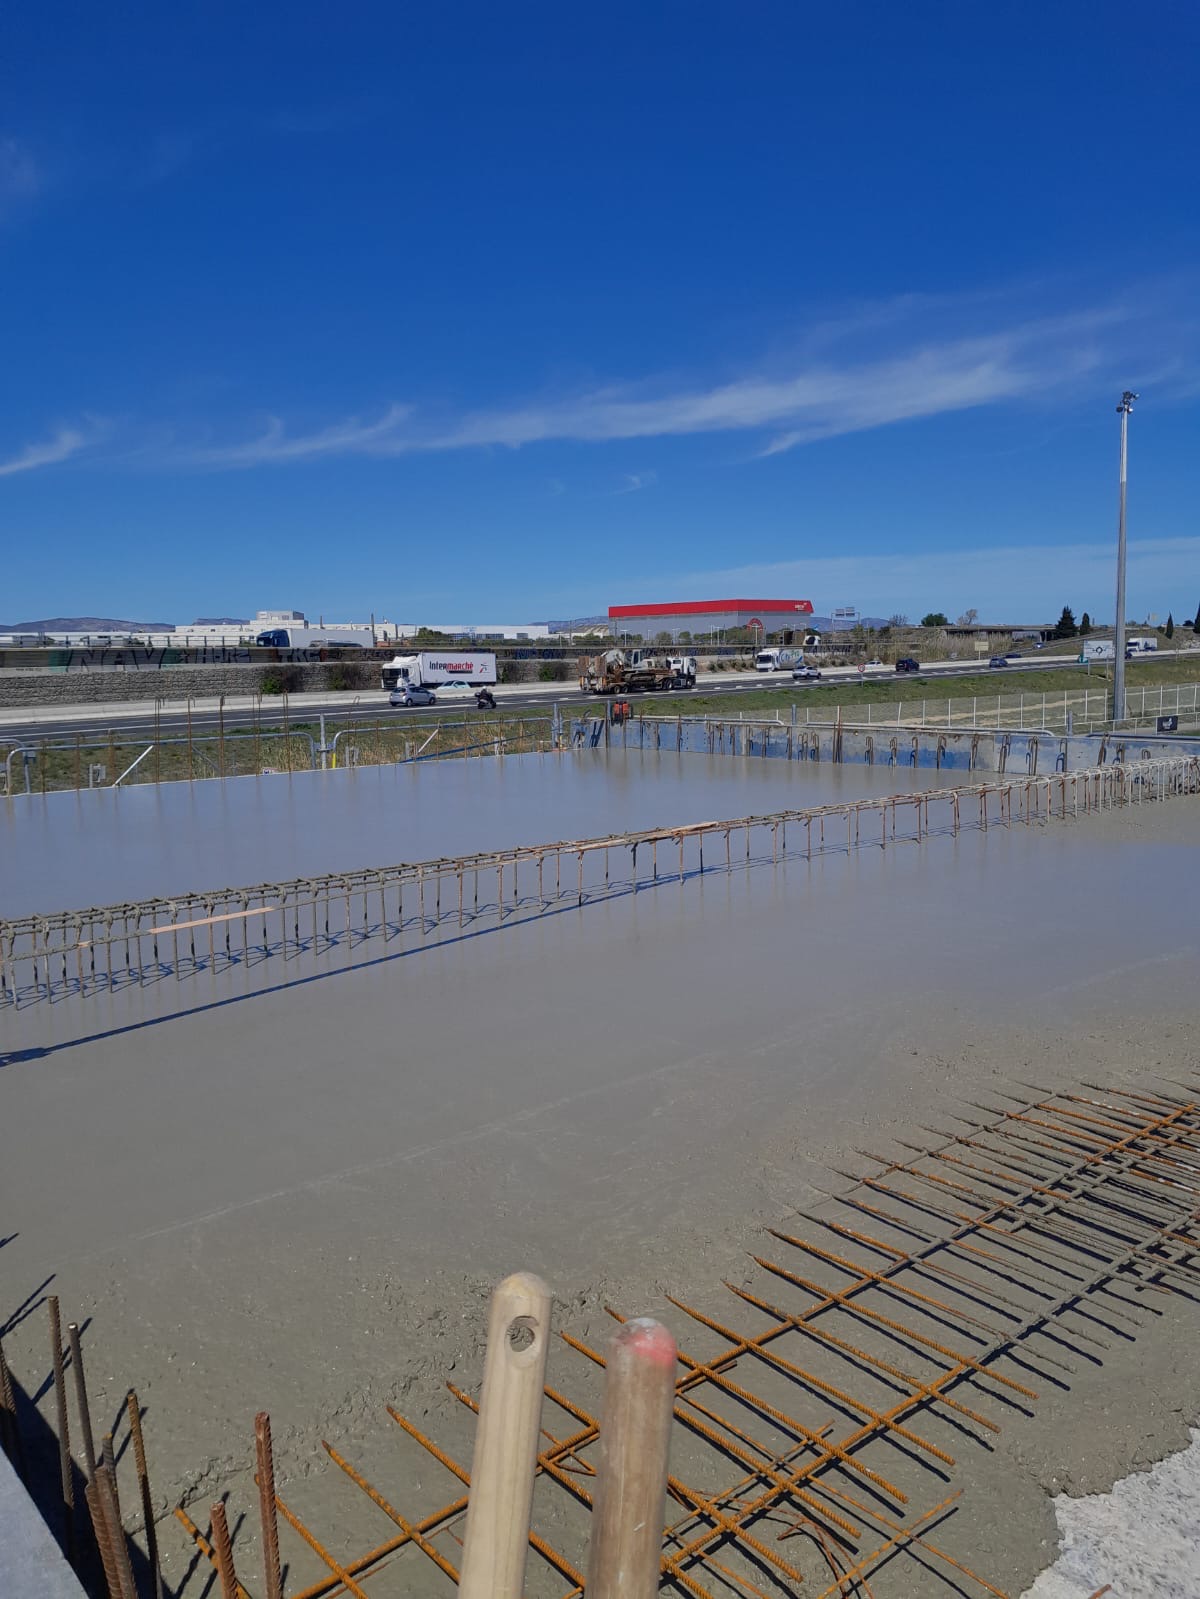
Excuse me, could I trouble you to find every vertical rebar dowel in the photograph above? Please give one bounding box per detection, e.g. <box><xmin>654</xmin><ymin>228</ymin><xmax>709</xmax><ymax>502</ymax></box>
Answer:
<box><xmin>254</xmin><ymin>1411</ymin><xmax>284</xmax><ymax>1599</ymax></box>
<box><xmin>586</xmin><ymin>1317</ymin><xmax>677</xmax><ymax>1599</ymax></box>
<box><xmin>458</xmin><ymin>1272</ymin><xmax>553</xmax><ymax>1599</ymax></box>
<box><xmin>99</xmin><ymin>1429</ymin><xmax>123</xmax><ymax>1527</ymax></box>
<box><xmin>99</xmin><ymin>1461</ymin><xmax>138</xmax><ymax>1599</ymax></box>
<box><xmin>211</xmin><ymin>1500</ymin><xmax>239</xmax><ymax>1599</ymax></box>
<box><xmin>0</xmin><ymin>1337</ymin><xmax>24</xmax><ymax>1476</ymax></box>
<box><xmin>85</xmin><ymin>1472</ymin><xmax>125</xmax><ymax>1599</ymax></box>
<box><xmin>48</xmin><ymin>1296</ymin><xmax>76</xmax><ymax>1563</ymax></box>
<box><xmin>67</xmin><ymin>1323</ymin><xmax>97</xmax><ymax>1479</ymax></box>
<box><xmin>126</xmin><ymin>1390</ymin><xmax>163</xmax><ymax>1599</ymax></box>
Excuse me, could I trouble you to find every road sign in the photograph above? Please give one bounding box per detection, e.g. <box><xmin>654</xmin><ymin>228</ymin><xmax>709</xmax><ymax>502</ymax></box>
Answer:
<box><xmin>1158</xmin><ymin>715</ymin><xmax>1179</xmax><ymax>733</ymax></box>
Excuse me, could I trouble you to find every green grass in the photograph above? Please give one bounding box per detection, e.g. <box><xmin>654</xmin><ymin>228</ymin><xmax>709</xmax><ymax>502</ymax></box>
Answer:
<box><xmin>628</xmin><ymin>653</ymin><xmax>1200</xmax><ymax>721</ymax></box>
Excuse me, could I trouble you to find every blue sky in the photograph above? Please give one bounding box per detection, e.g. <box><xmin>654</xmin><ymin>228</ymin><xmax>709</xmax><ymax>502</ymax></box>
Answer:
<box><xmin>2</xmin><ymin>2</ymin><xmax>1198</xmax><ymax>625</ymax></box>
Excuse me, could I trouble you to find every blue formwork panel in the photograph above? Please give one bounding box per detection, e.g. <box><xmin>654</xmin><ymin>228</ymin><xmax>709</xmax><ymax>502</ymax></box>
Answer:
<box><xmin>0</xmin><ymin>1450</ymin><xmax>88</xmax><ymax>1599</ymax></box>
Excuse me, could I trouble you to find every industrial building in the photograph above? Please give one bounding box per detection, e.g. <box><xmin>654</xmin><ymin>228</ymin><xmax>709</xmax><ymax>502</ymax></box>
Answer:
<box><xmin>608</xmin><ymin>598</ymin><xmax>814</xmax><ymax>641</ymax></box>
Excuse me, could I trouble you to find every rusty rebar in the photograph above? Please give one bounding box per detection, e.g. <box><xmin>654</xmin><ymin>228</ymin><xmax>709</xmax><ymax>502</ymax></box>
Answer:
<box><xmin>68</xmin><ymin>1322</ymin><xmax>97</xmax><ymax>1479</ymax></box>
<box><xmin>211</xmin><ymin>1500</ymin><xmax>239</xmax><ymax>1599</ymax></box>
<box><xmin>255</xmin><ymin>1411</ymin><xmax>284</xmax><ymax>1599</ymax></box>
<box><xmin>126</xmin><ymin>1390</ymin><xmax>163</xmax><ymax>1599</ymax></box>
<box><xmin>0</xmin><ymin>1336</ymin><xmax>24</xmax><ymax>1477</ymax></box>
<box><xmin>48</xmin><ymin>1296</ymin><xmax>76</xmax><ymax>1563</ymax></box>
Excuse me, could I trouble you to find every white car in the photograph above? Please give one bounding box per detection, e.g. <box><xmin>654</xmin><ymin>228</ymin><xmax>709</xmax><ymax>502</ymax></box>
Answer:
<box><xmin>791</xmin><ymin>664</ymin><xmax>823</xmax><ymax>681</ymax></box>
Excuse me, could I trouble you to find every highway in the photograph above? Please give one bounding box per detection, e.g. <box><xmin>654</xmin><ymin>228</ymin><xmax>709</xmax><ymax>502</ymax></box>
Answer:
<box><xmin>0</xmin><ymin>648</ymin><xmax>1173</xmax><ymax>744</ymax></box>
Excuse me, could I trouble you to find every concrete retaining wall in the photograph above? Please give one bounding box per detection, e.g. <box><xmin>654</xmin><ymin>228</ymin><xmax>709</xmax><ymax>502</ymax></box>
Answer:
<box><xmin>0</xmin><ymin>661</ymin><xmax>379</xmax><ymax>707</ymax></box>
<box><xmin>0</xmin><ymin>658</ymin><xmax>566</xmax><ymax>708</ymax></box>
<box><xmin>611</xmin><ymin>717</ymin><xmax>1198</xmax><ymax>773</ymax></box>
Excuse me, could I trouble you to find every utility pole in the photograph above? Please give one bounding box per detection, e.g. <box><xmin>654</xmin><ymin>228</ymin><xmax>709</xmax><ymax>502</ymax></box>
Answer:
<box><xmin>1112</xmin><ymin>390</ymin><xmax>1137</xmax><ymax>725</ymax></box>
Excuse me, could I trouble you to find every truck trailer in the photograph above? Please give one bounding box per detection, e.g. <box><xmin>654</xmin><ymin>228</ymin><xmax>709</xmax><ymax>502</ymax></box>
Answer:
<box><xmin>255</xmin><ymin>626</ymin><xmax>374</xmax><ymax>649</ymax></box>
<box><xmin>380</xmin><ymin>652</ymin><xmax>498</xmax><ymax>691</ymax></box>
<box><xmin>755</xmin><ymin>648</ymin><xmax>798</xmax><ymax>672</ymax></box>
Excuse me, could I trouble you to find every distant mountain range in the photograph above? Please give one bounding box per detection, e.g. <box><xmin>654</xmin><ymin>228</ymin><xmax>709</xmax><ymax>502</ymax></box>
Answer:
<box><xmin>0</xmin><ymin>616</ymin><xmax>175</xmax><ymax>633</ymax></box>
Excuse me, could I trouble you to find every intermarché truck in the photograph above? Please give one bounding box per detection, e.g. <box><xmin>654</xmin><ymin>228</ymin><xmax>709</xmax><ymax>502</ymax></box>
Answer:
<box><xmin>380</xmin><ymin>652</ymin><xmax>498</xmax><ymax>691</ymax></box>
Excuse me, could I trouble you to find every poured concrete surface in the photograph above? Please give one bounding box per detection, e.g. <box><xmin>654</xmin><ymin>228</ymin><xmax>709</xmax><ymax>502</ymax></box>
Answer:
<box><xmin>1021</xmin><ymin>1431</ymin><xmax>1200</xmax><ymax>1598</ymax></box>
<box><xmin>2</xmin><ymin>753</ymin><xmax>1199</xmax><ymax>1596</ymax></box>
<box><xmin>0</xmin><ymin>748</ymin><xmax>955</xmax><ymax>917</ymax></box>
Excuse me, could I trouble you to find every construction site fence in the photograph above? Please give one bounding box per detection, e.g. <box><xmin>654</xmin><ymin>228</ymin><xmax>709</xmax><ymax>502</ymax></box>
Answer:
<box><xmin>0</xmin><ymin>713</ymin><xmax>558</xmax><ymax>796</ymax></box>
<box><xmin>788</xmin><ymin>677</ymin><xmax>1200</xmax><ymax>734</ymax></box>
<box><xmin>4</xmin><ymin>753</ymin><xmax>1198</xmax><ymax>1013</ymax></box>
<box><xmin>5</xmin><ymin>679</ymin><xmax>1200</xmax><ymax>798</ymax></box>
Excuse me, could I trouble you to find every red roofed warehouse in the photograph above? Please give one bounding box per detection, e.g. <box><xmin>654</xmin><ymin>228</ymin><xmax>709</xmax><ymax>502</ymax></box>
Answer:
<box><xmin>609</xmin><ymin>599</ymin><xmax>814</xmax><ymax>641</ymax></box>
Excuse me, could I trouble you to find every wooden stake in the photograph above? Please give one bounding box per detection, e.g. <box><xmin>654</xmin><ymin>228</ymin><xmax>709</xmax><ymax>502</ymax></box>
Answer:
<box><xmin>458</xmin><ymin>1271</ymin><xmax>553</xmax><ymax>1599</ymax></box>
<box><xmin>586</xmin><ymin>1317</ymin><xmax>676</xmax><ymax>1599</ymax></box>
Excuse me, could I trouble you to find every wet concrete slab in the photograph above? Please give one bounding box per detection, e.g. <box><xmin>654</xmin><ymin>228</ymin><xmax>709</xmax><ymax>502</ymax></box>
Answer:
<box><xmin>0</xmin><ymin>749</ymin><xmax>955</xmax><ymax>917</ymax></box>
<box><xmin>1</xmin><ymin>753</ymin><xmax>1199</xmax><ymax>1596</ymax></box>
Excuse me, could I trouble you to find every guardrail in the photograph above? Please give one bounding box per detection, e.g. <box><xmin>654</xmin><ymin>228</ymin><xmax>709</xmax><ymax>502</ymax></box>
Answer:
<box><xmin>4</xmin><ymin>754</ymin><xmax>1197</xmax><ymax>1011</ymax></box>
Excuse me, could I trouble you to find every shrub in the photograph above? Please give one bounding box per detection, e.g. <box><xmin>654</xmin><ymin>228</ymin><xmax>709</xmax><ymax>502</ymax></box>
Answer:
<box><xmin>261</xmin><ymin>666</ymin><xmax>302</xmax><ymax>695</ymax></box>
<box><xmin>537</xmin><ymin>661</ymin><xmax>570</xmax><ymax>682</ymax></box>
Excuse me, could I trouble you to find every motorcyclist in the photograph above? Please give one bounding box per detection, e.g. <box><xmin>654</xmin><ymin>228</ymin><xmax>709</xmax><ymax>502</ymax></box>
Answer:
<box><xmin>475</xmin><ymin>687</ymin><xmax>497</xmax><ymax>710</ymax></box>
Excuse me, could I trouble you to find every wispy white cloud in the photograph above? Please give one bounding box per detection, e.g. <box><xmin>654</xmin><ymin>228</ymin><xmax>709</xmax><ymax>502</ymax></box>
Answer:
<box><xmin>183</xmin><ymin>404</ymin><xmax>414</xmax><ymax>467</ymax></box>
<box><xmin>616</xmin><ymin>470</ymin><xmax>657</xmax><ymax>494</ymax></box>
<box><xmin>662</xmin><ymin>537</ymin><xmax>1200</xmax><ymax>623</ymax></box>
<box><xmin>11</xmin><ymin>285</ymin><xmax>1195</xmax><ymax>476</ymax></box>
<box><xmin>0</xmin><ymin>425</ymin><xmax>93</xmax><ymax>478</ymax></box>
<box><xmin>175</xmin><ymin>302</ymin><xmax>1139</xmax><ymax>469</ymax></box>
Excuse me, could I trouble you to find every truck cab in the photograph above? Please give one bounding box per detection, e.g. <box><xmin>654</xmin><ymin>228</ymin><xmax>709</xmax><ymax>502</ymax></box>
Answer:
<box><xmin>755</xmin><ymin>648</ymin><xmax>796</xmax><ymax>672</ymax></box>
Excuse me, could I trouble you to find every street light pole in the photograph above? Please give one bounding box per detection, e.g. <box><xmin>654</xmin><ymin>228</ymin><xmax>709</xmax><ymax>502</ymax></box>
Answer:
<box><xmin>1112</xmin><ymin>390</ymin><xmax>1137</xmax><ymax>725</ymax></box>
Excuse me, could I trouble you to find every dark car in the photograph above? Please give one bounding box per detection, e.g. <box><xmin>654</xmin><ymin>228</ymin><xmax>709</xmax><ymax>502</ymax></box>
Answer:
<box><xmin>989</xmin><ymin>656</ymin><xmax>1009</xmax><ymax>669</ymax></box>
<box><xmin>895</xmin><ymin>657</ymin><xmax>920</xmax><ymax>673</ymax></box>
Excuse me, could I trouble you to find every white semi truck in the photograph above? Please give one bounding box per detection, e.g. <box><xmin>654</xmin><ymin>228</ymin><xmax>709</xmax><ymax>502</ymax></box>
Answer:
<box><xmin>380</xmin><ymin>652</ymin><xmax>498</xmax><ymax>691</ymax></box>
<box><xmin>255</xmin><ymin>625</ymin><xmax>374</xmax><ymax>649</ymax></box>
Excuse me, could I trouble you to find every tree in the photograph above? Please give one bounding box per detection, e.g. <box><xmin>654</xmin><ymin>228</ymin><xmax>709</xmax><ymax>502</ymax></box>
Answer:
<box><xmin>1080</xmin><ymin>612</ymin><xmax>1092</xmax><ymax>635</ymax></box>
<box><xmin>921</xmin><ymin>612</ymin><xmax>949</xmax><ymax>628</ymax></box>
<box><xmin>1194</xmin><ymin>604</ymin><xmax>1200</xmax><ymax>634</ymax></box>
<box><xmin>956</xmin><ymin>607</ymin><xmax>979</xmax><ymax>626</ymax></box>
<box><xmin>1053</xmin><ymin>606</ymin><xmax>1078</xmax><ymax>639</ymax></box>
<box><xmin>1166</xmin><ymin>612</ymin><xmax>1175</xmax><ymax>639</ymax></box>
<box><xmin>889</xmin><ymin>613</ymin><xmax>910</xmax><ymax>627</ymax></box>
